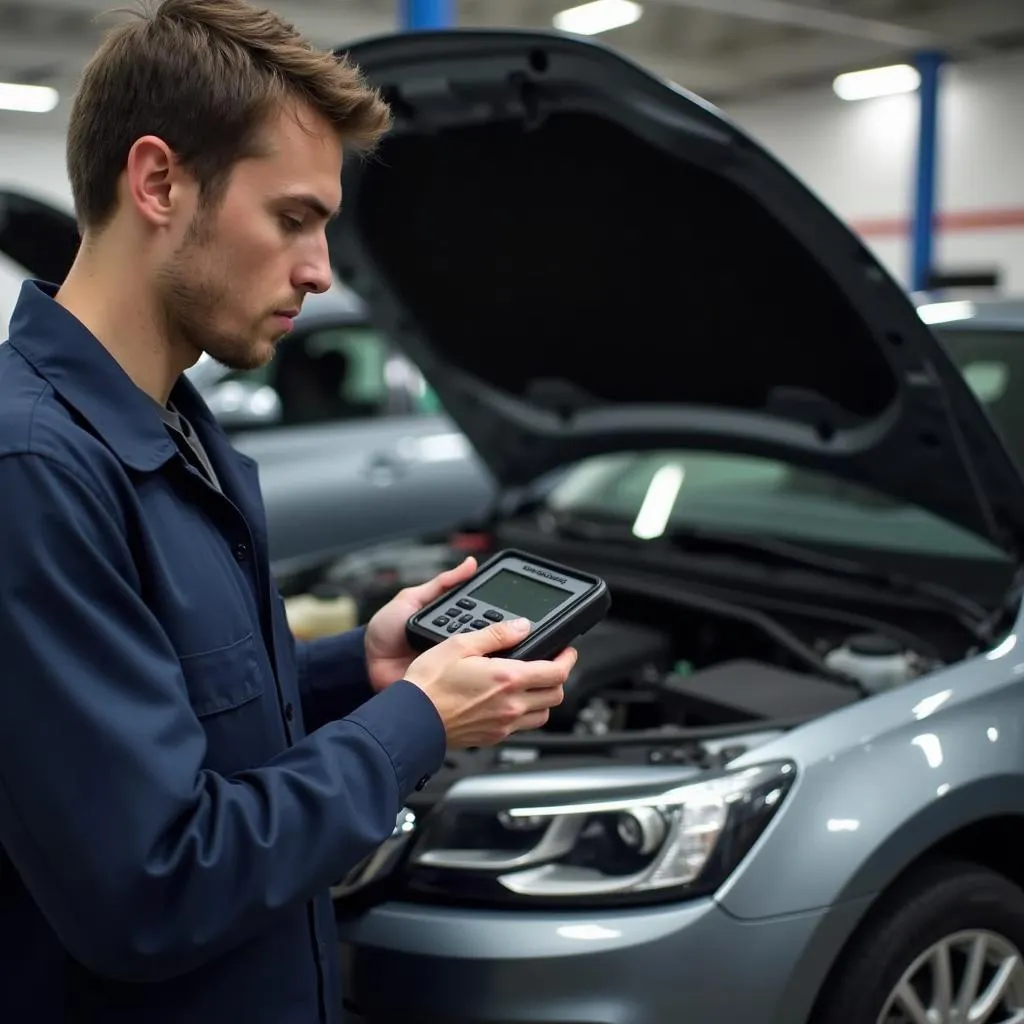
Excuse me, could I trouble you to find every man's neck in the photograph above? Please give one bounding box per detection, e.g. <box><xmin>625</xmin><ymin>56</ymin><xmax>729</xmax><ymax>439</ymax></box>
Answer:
<box><xmin>55</xmin><ymin>240</ymin><xmax>191</xmax><ymax>405</ymax></box>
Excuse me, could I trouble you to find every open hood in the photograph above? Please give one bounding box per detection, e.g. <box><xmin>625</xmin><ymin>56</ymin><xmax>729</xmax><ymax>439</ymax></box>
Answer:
<box><xmin>0</xmin><ymin>189</ymin><xmax>80</xmax><ymax>284</ymax></box>
<box><xmin>329</xmin><ymin>29</ymin><xmax>1024</xmax><ymax>555</ymax></box>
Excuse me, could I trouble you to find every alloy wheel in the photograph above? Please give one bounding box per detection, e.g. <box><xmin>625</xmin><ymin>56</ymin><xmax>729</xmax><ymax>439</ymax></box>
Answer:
<box><xmin>878</xmin><ymin>929</ymin><xmax>1024</xmax><ymax>1024</ymax></box>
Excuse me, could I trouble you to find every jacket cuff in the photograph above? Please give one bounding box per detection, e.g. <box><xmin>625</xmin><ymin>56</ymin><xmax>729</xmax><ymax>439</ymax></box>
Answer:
<box><xmin>346</xmin><ymin>680</ymin><xmax>447</xmax><ymax>798</ymax></box>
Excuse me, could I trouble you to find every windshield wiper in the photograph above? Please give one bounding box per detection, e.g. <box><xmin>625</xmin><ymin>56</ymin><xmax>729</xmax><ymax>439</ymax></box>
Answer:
<box><xmin>544</xmin><ymin>510</ymin><xmax>993</xmax><ymax>642</ymax></box>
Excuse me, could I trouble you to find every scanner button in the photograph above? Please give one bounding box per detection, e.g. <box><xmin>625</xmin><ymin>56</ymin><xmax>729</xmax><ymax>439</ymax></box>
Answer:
<box><xmin>457</xmin><ymin>598</ymin><xmax>476</xmax><ymax>610</ymax></box>
<box><xmin>458</xmin><ymin>613</ymin><xmax>473</xmax><ymax>623</ymax></box>
<box><xmin>433</xmin><ymin>616</ymin><xmax>450</xmax><ymax>627</ymax></box>
<box><xmin>446</xmin><ymin>608</ymin><xmax>460</xmax><ymax>618</ymax></box>
<box><xmin>460</xmin><ymin>627</ymin><xmax>474</xmax><ymax>633</ymax></box>
<box><xmin>471</xmin><ymin>619</ymin><xmax>489</xmax><ymax>629</ymax></box>
<box><xmin>484</xmin><ymin>609</ymin><xmax>504</xmax><ymax>622</ymax></box>
<box><xmin>446</xmin><ymin>622</ymin><xmax>462</xmax><ymax>633</ymax></box>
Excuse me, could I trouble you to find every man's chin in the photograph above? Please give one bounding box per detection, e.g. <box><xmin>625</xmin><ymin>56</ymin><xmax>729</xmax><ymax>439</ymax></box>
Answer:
<box><xmin>205</xmin><ymin>337</ymin><xmax>279</xmax><ymax>373</ymax></box>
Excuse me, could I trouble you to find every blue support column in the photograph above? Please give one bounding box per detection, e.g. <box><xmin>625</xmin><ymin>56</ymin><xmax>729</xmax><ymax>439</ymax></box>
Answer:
<box><xmin>910</xmin><ymin>50</ymin><xmax>945</xmax><ymax>293</ymax></box>
<box><xmin>399</xmin><ymin>0</ymin><xmax>453</xmax><ymax>30</ymax></box>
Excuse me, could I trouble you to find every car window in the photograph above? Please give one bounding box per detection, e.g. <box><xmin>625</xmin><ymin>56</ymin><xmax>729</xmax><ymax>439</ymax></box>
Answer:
<box><xmin>220</xmin><ymin>323</ymin><xmax>393</xmax><ymax>426</ymax></box>
<box><xmin>415</xmin><ymin>383</ymin><xmax>444</xmax><ymax>413</ymax></box>
<box><xmin>545</xmin><ymin>449</ymin><xmax>1009</xmax><ymax>561</ymax></box>
<box><xmin>936</xmin><ymin>326</ymin><xmax>1024</xmax><ymax>468</ymax></box>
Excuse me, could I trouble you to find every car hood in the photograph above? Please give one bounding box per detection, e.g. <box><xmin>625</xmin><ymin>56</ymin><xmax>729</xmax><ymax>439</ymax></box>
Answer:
<box><xmin>329</xmin><ymin>29</ymin><xmax>1024</xmax><ymax>554</ymax></box>
<box><xmin>0</xmin><ymin>189</ymin><xmax>80</xmax><ymax>286</ymax></box>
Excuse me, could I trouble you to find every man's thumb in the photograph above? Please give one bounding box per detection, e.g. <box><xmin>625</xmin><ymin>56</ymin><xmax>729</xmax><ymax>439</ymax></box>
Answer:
<box><xmin>458</xmin><ymin>617</ymin><xmax>530</xmax><ymax>656</ymax></box>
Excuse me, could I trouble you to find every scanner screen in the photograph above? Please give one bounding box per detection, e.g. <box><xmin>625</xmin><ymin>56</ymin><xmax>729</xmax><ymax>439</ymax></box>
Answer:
<box><xmin>468</xmin><ymin>569</ymin><xmax>570</xmax><ymax>620</ymax></box>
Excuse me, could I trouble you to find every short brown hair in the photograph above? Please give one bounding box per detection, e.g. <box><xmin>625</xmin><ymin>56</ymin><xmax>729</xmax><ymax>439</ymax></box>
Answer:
<box><xmin>67</xmin><ymin>0</ymin><xmax>391</xmax><ymax>231</ymax></box>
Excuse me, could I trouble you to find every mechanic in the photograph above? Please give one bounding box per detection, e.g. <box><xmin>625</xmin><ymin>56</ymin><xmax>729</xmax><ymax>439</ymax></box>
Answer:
<box><xmin>0</xmin><ymin>2</ymin><xmax>574</xmax><ymax>1022</ymax></box>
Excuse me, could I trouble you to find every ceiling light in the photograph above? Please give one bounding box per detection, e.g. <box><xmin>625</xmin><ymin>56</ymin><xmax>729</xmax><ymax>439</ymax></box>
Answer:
<box><xmin>833</xmin><ymin>64</ymin><xmax>920</xmax><ymax>101</ymax></box>
<box><xmin>0</xmin><ymin>83</ymin><xmax>59</xmax><ymax>114</ymax></box>
<box><xmin>554</xmin><ymin>0</ymin><xmax>642</xmax><ymax>36</ymax></box>
<box><xmin>917</xmin><ymin>300</ymin><xmax>976</xmax><ymax>325</ymax></box>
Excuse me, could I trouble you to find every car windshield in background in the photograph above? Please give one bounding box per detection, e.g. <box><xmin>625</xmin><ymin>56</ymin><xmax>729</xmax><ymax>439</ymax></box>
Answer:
<box><xmin>938</xmin><ymin>325</ymin><xmax>1024</xmax><ymax>468</ymax></box>
<box><xmin>543</xmin><ymin>325</ymin><xmax>1023</xmax><ymax>565</ymax></box>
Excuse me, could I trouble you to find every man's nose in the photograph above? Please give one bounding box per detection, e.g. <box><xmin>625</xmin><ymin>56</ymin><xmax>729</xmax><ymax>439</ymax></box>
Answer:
<box><xmin>295</xmin><ymin>237</ymin><xmax>333</xmax><ymax>295</ymax></box>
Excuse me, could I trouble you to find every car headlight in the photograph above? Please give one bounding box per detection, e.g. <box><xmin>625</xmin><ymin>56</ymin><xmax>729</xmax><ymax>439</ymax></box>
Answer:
<box><xmin>403</xmin><ymin>761</ymin><xmax>794</xmax><ymax>907</ymax></box>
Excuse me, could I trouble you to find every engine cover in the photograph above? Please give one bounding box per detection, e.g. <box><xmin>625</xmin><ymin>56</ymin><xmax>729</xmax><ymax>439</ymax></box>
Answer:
<box><xmin>662</xmin><ymin>659</ymin><xmax>859</xmax><ymax>726</ymax></box>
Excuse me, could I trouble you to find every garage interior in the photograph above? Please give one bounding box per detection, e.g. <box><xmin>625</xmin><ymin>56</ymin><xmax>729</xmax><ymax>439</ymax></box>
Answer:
<box><xmin>3</xmin><ymin>2</ymin><xmax>1024</xmax><ymax>1024</ymax></box>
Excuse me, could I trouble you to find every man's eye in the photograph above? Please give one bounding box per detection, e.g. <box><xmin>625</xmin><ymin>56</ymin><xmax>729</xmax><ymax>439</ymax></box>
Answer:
<box><xmin>281</xmin><ymin>215</ymin><xmax>304</xmax><ymax>232</ymax></box>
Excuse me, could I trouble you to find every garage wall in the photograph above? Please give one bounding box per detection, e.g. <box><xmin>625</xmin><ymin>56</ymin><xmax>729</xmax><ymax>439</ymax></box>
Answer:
<box><xmin>3</xmin><ymin>48</ymin><xmax>1024</xmax><ymax>333</ymax></box>
<box><xmin>724</xmin><ymin>50</ymin><xmax>1024</xmax><ymax>294</ymax></box>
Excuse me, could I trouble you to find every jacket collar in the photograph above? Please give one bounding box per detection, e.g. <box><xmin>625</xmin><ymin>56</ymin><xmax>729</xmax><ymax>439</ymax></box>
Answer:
<box><xmin>7</xmin><ymin>279</ymin><xmax>204</xmax><ymax>472</ymax></box>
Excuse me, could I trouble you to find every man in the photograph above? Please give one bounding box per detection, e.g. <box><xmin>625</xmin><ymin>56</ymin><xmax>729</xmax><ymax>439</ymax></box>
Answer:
<box><xmin>0</xmin><ymin>2</ymin><xmax>573</xmax><ymax>1022</ymax></box>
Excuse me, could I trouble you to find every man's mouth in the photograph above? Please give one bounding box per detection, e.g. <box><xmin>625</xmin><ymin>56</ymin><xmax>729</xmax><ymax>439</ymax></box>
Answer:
<box><xmin>272</xmin><ymin>309</ymin><xmax>300</xmax><ymax>330</ymax></box>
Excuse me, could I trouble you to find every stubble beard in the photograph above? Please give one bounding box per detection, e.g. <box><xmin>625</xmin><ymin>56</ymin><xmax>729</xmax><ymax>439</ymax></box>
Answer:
<box><xmin>156</xmin><ymin>211</ymin><xmax>277</xmax><ymax>373</ymax></box>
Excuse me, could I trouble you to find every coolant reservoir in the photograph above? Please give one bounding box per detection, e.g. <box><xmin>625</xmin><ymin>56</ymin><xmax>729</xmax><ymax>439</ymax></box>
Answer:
<box><xmin>824</xmin><ymin>632</ymin><xmax>918</xmax><ymax>693</ymax></box>
<box><xmin>285</xmin><ymin>593</ymin><xmax>358</xmax><ymax>639</ymax></box>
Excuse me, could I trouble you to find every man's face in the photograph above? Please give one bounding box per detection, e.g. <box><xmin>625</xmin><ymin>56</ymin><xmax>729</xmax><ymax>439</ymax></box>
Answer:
<box><xmin>156</xmin><ymin>102</ymin><xmax>342</xmax><ymax>371</ymax></box>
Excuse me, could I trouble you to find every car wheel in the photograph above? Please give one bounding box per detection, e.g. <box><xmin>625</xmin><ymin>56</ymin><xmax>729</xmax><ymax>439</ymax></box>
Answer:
<box><xmin>814</xmin><ymin>859</ymin><xmax>1024</xmax><ymax>1024</ymax></box>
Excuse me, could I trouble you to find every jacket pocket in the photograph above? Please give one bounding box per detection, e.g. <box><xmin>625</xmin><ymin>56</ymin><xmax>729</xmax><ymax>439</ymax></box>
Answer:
<box><xmin>179</xmin><ymin>632</ymin><xmax>263</xmax><ymax>719</ymax></box>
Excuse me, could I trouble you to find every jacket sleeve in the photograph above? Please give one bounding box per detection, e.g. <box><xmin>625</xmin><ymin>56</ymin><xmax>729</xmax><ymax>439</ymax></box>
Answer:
<box><xmin>294</xmin><ymin>627</ymin><xmax>376</xmax><ymax>730</ymax></box>
<box><xmin>0</xmin><ymin>452</ymin><xmax>446</xmax><ymax>984</ymax></box>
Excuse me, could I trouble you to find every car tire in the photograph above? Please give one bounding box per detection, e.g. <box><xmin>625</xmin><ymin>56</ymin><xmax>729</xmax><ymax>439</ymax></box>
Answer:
<box><xmin>813</xmin><ymin>858</ymin><xmax>1024</xmax><ymax>1024</ymax></box>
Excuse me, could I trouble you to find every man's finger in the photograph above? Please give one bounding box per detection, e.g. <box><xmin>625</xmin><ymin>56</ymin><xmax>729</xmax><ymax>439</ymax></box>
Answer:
<box><xmin>516</xmin><ymin>647</ymin><xmax>578</xmax><ymax>690</ymax></box>
<box><xmin>553</xmin><ymin>646</ymin><xmax>578</xmax><ymax>676</ymax></box>
<box><xmin>521</xmin><ymin>683</ymin><xmax>566</xmax><ymax>713</ymax></box>
<box><xmin>512</xmin><ymin>708</ymin><xmax>552</xmax><ymax>734</ymax></box>
<box><xmin>437</xmin><ymin>555</ymin><xmax>478</xmax><ymax>588</ymax></box>
<box><xmin>409</xmin><ymin>556</ymin><xmax>477</xmax><ymax>605</ymax></box>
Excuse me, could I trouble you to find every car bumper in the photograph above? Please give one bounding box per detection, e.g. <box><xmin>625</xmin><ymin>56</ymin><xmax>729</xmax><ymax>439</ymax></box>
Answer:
<box><xmin>336</xmin><ymin>895</ymin><xmax>860</xmax><ymax>1024</ymax></box>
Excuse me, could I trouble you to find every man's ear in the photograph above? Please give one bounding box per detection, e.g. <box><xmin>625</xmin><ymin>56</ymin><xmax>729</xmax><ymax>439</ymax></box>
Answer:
<box><xmin>123</xmin><ymin>135</ymin><xmax>190</xmax><ymax>229</ymax></box>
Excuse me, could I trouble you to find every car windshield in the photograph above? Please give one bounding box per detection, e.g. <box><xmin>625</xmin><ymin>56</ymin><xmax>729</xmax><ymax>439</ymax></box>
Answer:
<box><xmin>543</xmin><ymin>324</ymin><xmax>1024</xmax><ymax>564</ymax></box>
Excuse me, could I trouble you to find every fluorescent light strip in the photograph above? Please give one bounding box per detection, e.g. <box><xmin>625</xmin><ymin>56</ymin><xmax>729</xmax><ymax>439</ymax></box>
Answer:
<box><xmin>632</xmin><ymin>463</ymin><xmax>685</xmax><ymax>540</ymax></box>
<box><xmin>0</xmin><ymin>83</ymin><xmax>59</xmax><ymax>113</ymax></box>
<box><xmin>554</xmin><ymin>0</ymin><xmax>642</xmax><ymax>36</ymax></box>
<box><xmin>833</xmin><ymin>64</ymin><xmax>920</xmax><ymax>101</ymax></box>
<box><xmin>917</xmin><ymin>300</ymin><xmax>976</xmax><ymax>325</ymax></box>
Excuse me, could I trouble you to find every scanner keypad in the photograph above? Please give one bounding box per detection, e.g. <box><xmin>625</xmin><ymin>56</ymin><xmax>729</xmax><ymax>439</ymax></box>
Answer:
<box><xmin>427</xmin><ymin>600</ymin><xmax>534</xmax><ymax>638</ymax></box>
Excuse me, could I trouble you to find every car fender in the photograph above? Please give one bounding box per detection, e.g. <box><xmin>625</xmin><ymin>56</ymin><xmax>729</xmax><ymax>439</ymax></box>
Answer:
<box><xmin>715</xmin><ymin>633</ymin><xmax>1024</xmax><ymax>920</ymax></box>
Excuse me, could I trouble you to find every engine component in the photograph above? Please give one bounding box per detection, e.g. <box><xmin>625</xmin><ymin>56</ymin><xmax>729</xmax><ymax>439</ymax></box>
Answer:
<box><xmin>549</xmin><ymin>619</ymin><xmax>673</xmax><ymax>732</ymax></box>
<box><xmin>661</xmin><ymin>659</ymin><xmax>859</xmax><ymax>727</ymax></box>
<box><xmin>284</xmin><ymin>593</ymin><xmax>359</xmax><ymax>639</ymax></box>
<box><xmin>823</xmin><ymin>632</ymin><xmax>925</xmax><ymax>693</ymax></box>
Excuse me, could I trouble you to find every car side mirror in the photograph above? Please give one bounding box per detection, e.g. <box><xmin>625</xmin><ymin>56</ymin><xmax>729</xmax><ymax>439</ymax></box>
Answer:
<box><xmin>205</xmin><ymin>380</ymin><xmax>283</xmax><ymax>432</ymax></box>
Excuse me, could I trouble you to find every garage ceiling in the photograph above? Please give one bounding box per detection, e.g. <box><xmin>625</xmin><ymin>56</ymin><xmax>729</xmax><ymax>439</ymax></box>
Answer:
<box><xmin>1</xmin><ymin>0</ymin><xmax>1024</xmax><ymax>129</ymax></box>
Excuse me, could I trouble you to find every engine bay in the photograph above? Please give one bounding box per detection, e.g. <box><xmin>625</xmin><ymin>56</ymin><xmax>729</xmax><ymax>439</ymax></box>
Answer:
<box><xmin>281</xmin><ymin>528</ymin><xmax>991</xmax><ymax>805</ymax></box>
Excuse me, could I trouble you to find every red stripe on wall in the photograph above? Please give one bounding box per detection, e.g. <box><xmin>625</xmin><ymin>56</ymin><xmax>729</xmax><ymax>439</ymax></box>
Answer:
<box><xmin>851</xmin><ymin>207</ymin><xmax>1024</xmax><ymax>239</ymax></box>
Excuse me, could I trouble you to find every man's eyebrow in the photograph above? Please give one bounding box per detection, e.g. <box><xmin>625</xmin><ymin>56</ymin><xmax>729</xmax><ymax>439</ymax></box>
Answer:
<box><xmin>281</xmin><ymin>193</ymin><xmax>343</xmax><ymax>222</ymax></box>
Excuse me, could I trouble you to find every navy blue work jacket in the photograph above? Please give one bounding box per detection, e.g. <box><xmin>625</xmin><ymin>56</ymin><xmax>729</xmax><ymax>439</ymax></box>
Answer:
<box><xmin>0</xmin><ymin>281</ymin><xmax>447</xmax><ymax>1023</ymax></box>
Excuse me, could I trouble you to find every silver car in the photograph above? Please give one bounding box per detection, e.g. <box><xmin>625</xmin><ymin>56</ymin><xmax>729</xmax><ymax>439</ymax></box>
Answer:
<box><xmin>0</xmin><ymin>189</ymin><xmax>496</xmax><ymax>581</ymax></box>
<box><xmin>307</xmin><ymin>28</ymin><xmax>1024</xmax><ymax>1024</ymax></box>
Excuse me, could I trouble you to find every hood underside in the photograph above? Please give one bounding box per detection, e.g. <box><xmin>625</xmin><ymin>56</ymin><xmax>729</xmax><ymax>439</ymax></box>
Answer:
<box><xmin>0</xmin><ymin>190</ymin><xmax>80</xmax><ymax>286</ymax></box>
<box><xmin>329</xmin><ymin>29</ymin><xmax>1024</xmax><ymax>554</ymax></box>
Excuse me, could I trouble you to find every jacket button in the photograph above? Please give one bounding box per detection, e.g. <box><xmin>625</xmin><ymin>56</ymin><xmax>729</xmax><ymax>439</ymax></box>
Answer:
<box><xmin>284</xmin><ymin>702</ymin><xmax>294</xmax><ymax>721</ymax></box>
<box><xmin>233</xmin><ymin>542</ymin><xmax>248</xmax><ymax>561</ymax></box>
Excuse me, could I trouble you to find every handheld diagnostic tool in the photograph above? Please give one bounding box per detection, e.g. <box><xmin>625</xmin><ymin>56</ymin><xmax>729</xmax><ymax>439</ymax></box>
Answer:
<box><xmin>406</xmin><ymin>549</ymin><xmax>611</xmax><ymax>661</ymax></box>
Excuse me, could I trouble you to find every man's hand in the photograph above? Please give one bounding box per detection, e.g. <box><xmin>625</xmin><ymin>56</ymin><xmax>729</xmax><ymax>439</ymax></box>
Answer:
<box><xmin>364</xmin><ymin>555</ymin><xmax>480</xmax><ymax>693</ymax></box>
<box><xmin>405</xmin><ymin>618</ymin><xmax>575</xmax><ymax>747</ymax></box>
